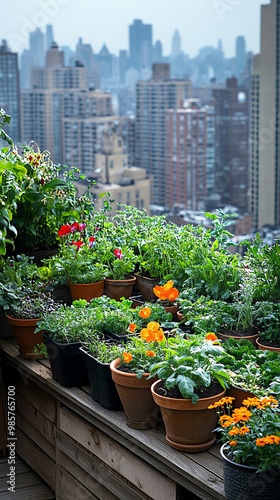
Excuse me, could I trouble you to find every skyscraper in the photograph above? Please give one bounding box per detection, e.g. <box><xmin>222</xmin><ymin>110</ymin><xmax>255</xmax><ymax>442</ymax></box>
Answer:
<box><xmin>213</xmin><ymin>77</ymin><xmax>249</xmax><ymax>211</ymax></box>
<box><xmin>29</xmin><ymin>28</ymin><xmax>44</xmax><ymax>67</ymax></box>
<box><xmin>129</xmin><ymin>20</ymin><xmax>152</xmax><ymax>70</ymax></box>
<box><xmin>235</xmin><ymin>36</ymin><xmax>246</xmax><ymax>80</ymax></box>
<box><xmin>0</xmin><ymin>40</ymin><xmax>20</xmax><ymax>144</ymax></box>
<box><xmin>250</xmin><ymin>0</ymin><xmax>280</xmax><ymax>230</ymax></box>
<box><xmin>135</xmin><ymin>63</ymin><xmax>191</xmax><ymax>207</ymax></box>
<box><xmin>171</xmin><ymin>30</ymin><xmax>181</xmax><ymax>59</ymax></box>
<box><xmin>46</xmin><ymin>25</ymin><xmax>54</xmax><ymax>51</ymax></box>
<box><xmin>165</xmin><ymin>99</ymin><xmax>207</xmax><ymax>211</ymax></box>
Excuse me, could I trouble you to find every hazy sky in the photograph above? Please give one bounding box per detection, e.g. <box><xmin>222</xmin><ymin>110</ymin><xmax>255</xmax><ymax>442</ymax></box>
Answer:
<box><xmin>2</xmin><ymin>0</ymin><xmax>270</xmax><ymax>58</ymax></box>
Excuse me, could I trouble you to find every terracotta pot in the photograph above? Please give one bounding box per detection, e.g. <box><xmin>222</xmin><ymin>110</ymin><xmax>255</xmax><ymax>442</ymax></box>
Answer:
<box><xmin>151</xmin><ymin>379</ymin><xmax>226</xmax><ymax>453</ymax></box>
<box><xmin>221</xmin><ymin>443</ymin><xmax>280</xmax><ymax>500</ymax></box>
<box><xmin>164</xmin><ymin>304</ymin><xmax>179</xmax><ymax>321</ymax></box>
<box><xmin>227</xmin><ymin>386</ymin><xmax>255</xmax><ymax>408</ymax></box>
<box><xmin>256</xmin><ymin>337</ymin><xmax>280</xmax><ymax>352</ymax></box>
<box><xmin>217</xmin><ymin>330</ymin><xmax>259</xmax><ymax>346</ymax></box>
<box><xmin>104</xmin><ymin>276</ymin><xmax>136</xmax><ymax>301</ymax></box>
<box><xmin>6</xmin><ymin>316</ymin><xmax>44</xmax><ymax>360</ymax></box>
<box><xmin>135</xmin><ymin>274</ymin><xmax>160</xmax><ymax>302</ymax></box>
<box><xmin>110</xmin><ymin>358</ymin><xmax>159</xmax><ymax>429</ymax></box>
<box><xmin>68</xmin><ymin>280</ymin><xmax>104</xmax><ymax>302</ymax></box>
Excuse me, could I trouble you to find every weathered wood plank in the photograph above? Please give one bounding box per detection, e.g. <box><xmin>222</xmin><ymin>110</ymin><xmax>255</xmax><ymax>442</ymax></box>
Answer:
<box><xmin>16</xmin><ymin>392</ymin><xmax>56</xmax><ymax>446</ymax></box>
<box><xmin>13</xmin><ymin>375</ymin><xmax>56</xmax><ymax>423</ymax></box>
<box><xmin>56</xmin><ymin>450</ymin><xmax>118</xmax><ymax>500</ymax></box>
<box><xmin>15</xmin><ymin>428</ymin><xmax>55</xmax><ymax>490</ymax></box>
<box><xmin>16</xmin><ymin>413</ymin><xmax>55</xmax><ymax>460</ymax></box>
<box><xmin>56</xmin><ymin>466</ymin><xmax>100</xmax><ymax>500</ymax></box>
<box><xmin>57</xmin><ymin>430</ymin><xmax>152</xmax><ymax>500</ymax></box>
<box><xmin>59</xmin><ymin>406</ymin><xmax>177</xmax><ymax>500</ymax></box>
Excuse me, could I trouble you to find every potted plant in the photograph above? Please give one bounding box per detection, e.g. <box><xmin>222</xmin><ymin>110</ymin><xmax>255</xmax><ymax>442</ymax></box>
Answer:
<box><xmin>210</xmin><ymin>395</ymin><xmax>280</xmax><ymax>499</ymax></box>
<box><xmin>103</xmin><ymin>245</ymin><xmax>137</xmax><ymax>300</ymax></box>
<box><xmin>221</xmin><ymin>337</ymin><xmax>280</xmax><ymax>405</ymax></box>
<box><xmin>254</xmin><ymin>301</ymin><xmax>280</xmax><ymax>351</ymax></box>
<box><xmin>0</xmin><ymin>255</ymin><xmax>58</xmax><ymax>358</ymax></box>
<box><xmin>152</xmin><ymin>280</ymin><xmax>180</xmax><ymax>318</ymax></box>
<box><xmin>149</xmin><ymin>333</ymin><xmax>231</xmax><ymax>452</ymax></box>
<box><xmin>36</xmin><ymin>300</ymin><xmax>103</xmax><ymax>387</ymax></box>
<box><xmin>110</xmin><ymin>321</ymin><xmax>167</xmax><ymax>429</ymax></box>
<box><xmin>80</xmin><ymin>338</ymin><xmax>123</xmax><ymax>410</ymax></box>
<box><xmin>51</xmin><ymin>221</ymin><xmax>109</xmax><ymax>301</ymax></box>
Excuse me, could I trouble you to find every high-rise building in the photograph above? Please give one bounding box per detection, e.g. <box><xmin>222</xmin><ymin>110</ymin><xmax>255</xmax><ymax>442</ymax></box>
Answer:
<box><xmin>0</xmin><ymin>40</ymin><xmax>20</xmax><ymax>144</ymax></box>
<box><xmin>171</xmin><ymin>30</ymin><xmax>181</xmax><ymax>59</ymax></box>
<box><xmin>235</xmin><ymin>36</ymin><xmax>246</xmax><ymax>80</ymax></box>
<box><xmin>75</xmin><ymin>38</ymin><xmax>100</xmax><ymax>89</ymax></box>
<box><xmin>135</xmin><ymin>63</ymin><xmax>191</xmax><ymax>207</ymax></box>
<box><xmin>29</xmin><ymin>28</ymin><xmax>44</xmax><ymax>67</ymax></box>
<box><xmin>165</xmin><ymin>99</ymin><xmax>207</xmax><ymax>211</ymax></box>
<box><xmin>153</xmin><ymin>41</ymin><xmax>163</xmax><ymax>63</ymax></box>
<box><xmin>21</xmin><ymin>43</ymin><xmax>88</xmax><ymax>163</ymax></box>
<box><xmin>129</xmin><ymin>19</ymin><xmax>152</xmax><ymax>70</ymax></box>
<box><xmin>20</xmin><ymin>49</ymin><xmax>33</xmax><ymax>89</ymax></box>
<box><xmin>46</xmin><ymin>25</ymin><xmax>54</xmax><ymax>51</ymax></box>
<box><xmin>250</xmin><ymin>0</ymin><xmax>280</xmax><ymax>230</ymax></box>
<box><xmin>213</xmin><ymin>77</ymin><xmax>249</xmax><ymax>211</ymax></box>
<box><xmin>119</xmin><ymin>50</ymin><xmax>128</xmax><ymax>84</ymax></box>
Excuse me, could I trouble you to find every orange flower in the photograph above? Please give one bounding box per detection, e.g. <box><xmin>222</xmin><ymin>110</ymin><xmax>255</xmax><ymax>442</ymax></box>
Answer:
<box><xmin>129</xmin><ymin>323</ymin><xmax>137</xmax><ymax>333</ymax></box>
<box><xmin>229</xmin><ymin>440</ymin><xmax>237</xmax><ymax>446</ymax></box>
<box><xmin>146</xmin><ymin>350</ymin><xmax>156</xmax><ymax>357</ymax></box>
<box><xmin>232</xmin><ymin>407</ymin><xmax>252</xmax><ymax>423</ymax></box>
<box><xmin>123</xmin><ymin>352</ymin><xmax>133</xmax><ymax>363</ymax></box>
<box><xmin>139</xmin><ymin>307</ymin><xmax>151</xmax><ymax>319</ymax></box>
<box><xmin>206</xmin><ymin>333</ymin><xmax>218</xmax><ymax>341</ymax></box>
<box><xmin>153</xmin><ymin>281</ymin><xmax>179</xmax><ymax>302</ymax></box>
<box><xmin>167</xmin><ymin>288</ymin><xmax>179</xmax><ymax>301</ymax></box>
<box><xmin>256</xmin><ymin>435</ymin><xmax>280</xmax><ymax>446</ymax></box>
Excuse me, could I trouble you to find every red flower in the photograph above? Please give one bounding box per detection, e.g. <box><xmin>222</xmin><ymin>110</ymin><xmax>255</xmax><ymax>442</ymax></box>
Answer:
<box><xmin>113</xmin><ymin>248</ymin><xmax>123</xmax><ymax>259</ymax></box>
<box><xmin>72</xmin><ymin>240</ymin><xmax>84</xmax><ymax>250</ymax></box>
<box><xmin>70</xmin><ymin>222</ymin><xmax>80</xmax><ymax>232</ymax></box>
<box><xmin>58</xmin><ymin>224</ymin><xmax>72</xmax><ymax>237</ymax></box>
<box><xmin>79</xmin><ymin>223</ymin><xmax>86</xmax><ymax>231</ymax></box>
<box><xmin>88</xmin><ymin>236</ymin><xmax>95</xmax><ymax>248</ymax></box>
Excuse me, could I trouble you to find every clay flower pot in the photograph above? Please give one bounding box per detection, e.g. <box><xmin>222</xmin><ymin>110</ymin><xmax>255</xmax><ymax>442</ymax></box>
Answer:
<box><xmin>104</xmin><ymin>276</ymin><xmax>136</xmax><ymax>300</ymax></box>
<box><xmin>68</xmin><ymin>280</ymin><xmax>104</xmax><ymax>302</ymax></box>
<box><xmin>110</xmin><ymin>358</ymin><xmax>159</xmax><ymax>429</ymax></box>
<box><xmin>6</xmin><ymin>316</ymin><xmax>44</xmax><ymax>360</ymax></box>
<box><xmin>151</xmin><ymin>379</ymin><xmax>226</xmax><ymax>453</ymax></box>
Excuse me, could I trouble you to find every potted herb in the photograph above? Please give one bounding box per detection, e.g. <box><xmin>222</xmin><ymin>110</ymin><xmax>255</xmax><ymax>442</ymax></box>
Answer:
<box><xmin>80</xmin><ymin>338</ymin><xmax>123</xmax><ymax>410</ymax></box>
<box><xmin>149</xmin><ymin>333</ymin><xmax>231</xmax><ymax>452</ymax></box>
<box><xmin>254</xmin><ymin>301</ymin><xmax>280</xmax><ymax>351</ymax></box>
<box><xmin>103</xmin><ymin>245</ymin><xmax>138</xmax><ymax>300</ymax></box>
<box><xmin>36</xmin><ymin>300</ymin><xmax>102</xmax><ymax>387</ymax></box>
<box><xmin>0</xmin><ymin>255</ymin><xmax>57</xmax><ymax>358</ymax></box>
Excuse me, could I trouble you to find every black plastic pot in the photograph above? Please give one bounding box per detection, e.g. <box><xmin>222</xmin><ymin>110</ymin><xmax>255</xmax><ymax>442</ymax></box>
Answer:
<box><xmin>80</xmin><ymin>347</ymin><xmax>122</xmax><ymax>411</ymax></box>
<box><xmin>42</xmin><ymin>333</ymin><xmax>89</xmax><ymax>388</ymax></box>
<box><xmin>103</xmin><ymin>328</ymin><xmax>128</xmax><ymax>343</ymax></box>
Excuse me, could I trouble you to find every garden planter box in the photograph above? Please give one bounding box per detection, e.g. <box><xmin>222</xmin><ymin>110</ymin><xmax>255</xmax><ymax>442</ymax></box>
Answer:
<box><xmin>80</xmin><ymin>347</ymin><xmax>122</xmax><ymax>411</ymax></box>
<box><xmin>43</xmin><ymin>333</ymin><xmax>88</xmax><ymax>388</ymax></box>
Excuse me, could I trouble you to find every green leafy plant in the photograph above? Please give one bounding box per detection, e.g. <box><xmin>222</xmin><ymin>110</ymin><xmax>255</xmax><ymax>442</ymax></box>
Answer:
<box><xmin>210</xmin><ymin>395</ymin><xmax>280</xmax><ymax>472</ymax></box>
<box><xmin>149</xmin><ymin>333</ymin><xmax>231</xmax><ymax>403</ymax></box>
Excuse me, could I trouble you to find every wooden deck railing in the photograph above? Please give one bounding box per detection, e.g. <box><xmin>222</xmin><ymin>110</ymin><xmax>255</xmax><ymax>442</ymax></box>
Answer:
<box><xmin>0</xmin><ymin>338</ymin><xmax>226</xmax><ymax>500</ymax></box>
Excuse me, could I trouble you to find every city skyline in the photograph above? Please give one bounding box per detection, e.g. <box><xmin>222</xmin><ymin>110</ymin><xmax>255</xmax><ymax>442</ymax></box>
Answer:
<box><xmin>3</xmin><ymin>0</ymin><xmax>269</xmax><ymax>58</ymax></box>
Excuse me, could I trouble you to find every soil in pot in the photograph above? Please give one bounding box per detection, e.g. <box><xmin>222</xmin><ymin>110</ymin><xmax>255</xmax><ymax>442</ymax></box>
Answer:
<box><xmin>256</xmin><ymin>337</ymin><xmax>280</xmax><ymax>352</ymax></box>
<box><xmin>217</xmin><ymin>327</ymin><xmax>259</xmax><ymax>346</ymax></box>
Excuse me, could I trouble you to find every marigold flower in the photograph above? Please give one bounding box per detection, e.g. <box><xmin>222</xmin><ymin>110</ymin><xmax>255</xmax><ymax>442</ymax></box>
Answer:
<box><xmin>256</xmin><ymin>435</ymin><xmax>280</xmax><ymax>446</ymax></box>
<box><xmin>229</xmin><ymin>440</ymin><xmax>237</xmax><ymax>446</ymax></box>
<box><xmin>129</xmin><ymin>323</ymin><xmax>137</xmax><ymax>333</ymax></box>
<box><xmin>139</xmin><ymin>307</ymin><xmax>151</xmax><ymax>319</ymax></box>
<box><xmin>123</xmin><ymin>352</ymin><xmax>133</xmax><ymax>363</ymax></box>
<box><xmin>232</xmin><ymin>407</ymin><xmax>252</xmax><ymax>423</ymax></box>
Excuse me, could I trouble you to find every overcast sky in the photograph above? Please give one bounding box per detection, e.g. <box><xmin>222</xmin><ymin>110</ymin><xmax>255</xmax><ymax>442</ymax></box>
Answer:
<box><xmin>2</xmin><ymin>0</ymin><xmax>270</xmax><ymax>58</ymax></box>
